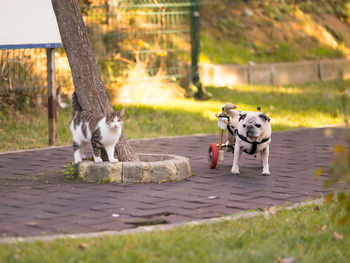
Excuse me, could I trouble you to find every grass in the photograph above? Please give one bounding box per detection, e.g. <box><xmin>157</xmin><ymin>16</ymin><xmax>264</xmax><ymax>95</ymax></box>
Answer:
<box><xmin>0</xmin><ymin>106</ymin><xmax>72</xmax><ymax>152</ymax></box>
<box><xmin>0</xmin><ymin>202</ymin><xmax>349</xmax><ymax>263</ymax></box>
<box><xmin>1</xmin><ymin>79</ymin><xmax>348</xmax><ymax>152</ymax></box>
<box><xmin>199</xmin><ymin>34</ymin><xmax>254</xmax><ymax>64</ymax></box>
<box><xmin>199</xmin><ymin>0</ymin><xmax>349</xmax><ymax>65</ymax></box>
<box><xmin>200</xmin><ymin>33</ymin><xmax>344</xmax><ymax>65</ymax></box>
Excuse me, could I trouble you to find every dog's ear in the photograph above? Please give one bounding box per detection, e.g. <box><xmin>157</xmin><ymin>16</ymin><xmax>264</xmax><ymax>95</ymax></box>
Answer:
<box><xmin>259</xmin><ymin>113</ymin><xmax>270</xmax><ymax>123</ymax></box>
<box><xmin>239</xmin><ymin>113</ymin><xmax>247</xmax><ymax>122</ymax></box>
<box><xmin>224</xmin><ymin>103</ymin><xmax>236</xmax><ymax>111</ymax></box>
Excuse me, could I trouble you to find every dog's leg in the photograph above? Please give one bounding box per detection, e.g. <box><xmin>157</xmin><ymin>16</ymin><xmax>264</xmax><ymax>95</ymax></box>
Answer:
<box><xmin>225</xmin><ymin>132</ymin><xmax>235</xmax><ymax>153</ymax></box>
<box><xmin>261</xmin><ymin>146</ymin><xmax>270</xmax><ymax>176</ymax></box>
<box><xmin>231</xmin><ymin>143</ymin><xmax>242</xmax><ymax>175</ymax></box>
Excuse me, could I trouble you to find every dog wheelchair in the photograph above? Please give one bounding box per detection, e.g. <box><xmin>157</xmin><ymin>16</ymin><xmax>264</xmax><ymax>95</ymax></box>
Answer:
<box><xmin>208</xmin><ymin>106</ymin><xmax>261</xmax><ymax>168</ymax></box>
<box><xmin>208</xmin><ymin>107</ymin><xmax>234</xmax><ymax>169</ymax></box>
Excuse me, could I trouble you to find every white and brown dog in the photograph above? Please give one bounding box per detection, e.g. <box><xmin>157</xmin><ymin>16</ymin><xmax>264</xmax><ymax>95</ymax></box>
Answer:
<box><xmin>224</xmin><ymin>103</ymin><xmax>272</xmax><ymax>176</ymax></box>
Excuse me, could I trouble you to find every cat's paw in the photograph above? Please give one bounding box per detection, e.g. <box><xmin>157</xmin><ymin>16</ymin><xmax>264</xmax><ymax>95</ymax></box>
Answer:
<box><xmin>109</xmin><ymin>158</ymin><xmax>119</xmax><ymax>163</ymax></box>
<box><xmin>93</xmin><ymin>156</ymin><xmax>103</xmax><ymax>163</ymax></box>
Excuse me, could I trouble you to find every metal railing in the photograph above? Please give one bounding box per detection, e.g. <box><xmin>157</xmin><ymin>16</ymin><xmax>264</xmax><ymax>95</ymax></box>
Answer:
<box><xmin>0</xmin><ymin>0</ymin><xmax>200</xmax><ymax>102</ymax></box>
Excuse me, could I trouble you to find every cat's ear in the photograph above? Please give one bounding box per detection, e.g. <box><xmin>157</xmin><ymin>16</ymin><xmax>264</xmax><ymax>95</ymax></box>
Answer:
<box><xmin>118</xmin><ymin>108</ymin><xmax>125</xmax><ymax>119</ymax></box>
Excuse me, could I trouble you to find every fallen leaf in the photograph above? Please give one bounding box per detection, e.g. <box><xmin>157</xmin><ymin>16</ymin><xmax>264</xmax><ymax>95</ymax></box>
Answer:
<box><xmin>250</xmin><ymin>250</ymin><xmax>256</xmax><ymax>255</ymax></box>
<box><xmin>334</xmin><ymin>145</ymin><xmax>344</xmax><ymax>154</ymax></box>
<box><xmin>321</xmin><ymin>225</ymin><xmax>327</xmax><ymax>231</ymax></box>
<box><xmin>334</xmin><ymin>232</ymin><xmax>343</xmax><ymax>241</ymax></box>
<box><xmin>268</xmin><ymin>206</ymin><xmax>277</xmax><ymax>214</ymax></box>
<box><xmin>323</xmin><ymin>128</ymin><xmax>334</xmax><ymax>137</ymax></box>
<box><xmin>314</xmin><ymin>167</ymin><xmax>324</xmax><ymax>177</ymax></box>
<box><xmin>282</xmin><ymin>257</ymin><xmax>295</xmax><ymax>263</ymax></box>
<box><xmin>277</xmin><ymin>256</ymin><xmax>295</xmax><ymax>263</ymax></box>
<box><xmin>78</xmin><ymin>243</ymin><xmax>89</xmax><ymax>250</ymax></box>
<box><xmin>263</xmin><ymin>210</ymin><xmax>270</xmax><ymax>219</ymax></box>
<box><xmin>338</xmin><ymin>215</ymin><xmax>349</xmax><ymax>225</ymax></box>
<box><xmin>325</xmin><ymin>193</ymin><xmax>334</xmax><ymax>206</ymax></box>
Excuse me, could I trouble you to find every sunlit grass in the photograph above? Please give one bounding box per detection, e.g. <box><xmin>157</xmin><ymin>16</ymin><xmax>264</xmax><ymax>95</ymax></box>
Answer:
<box><xmin>200</xmin><ymin>32</ymin><xmax>345</xmax><ymax>65</ymax></box>
<box><xmin>0</xmin><ymin>80</ymin><xmax>348</xmax><ymax>152</ymax></box>
<box><xmin>200</xmin><ymin>1</ymin><xmax>348</xmax><ymax>65</ymax></box>
<box><xmin>120</xmin><ymin>80</ymin><xmax>347</xmax><ymax>139</ymax></box>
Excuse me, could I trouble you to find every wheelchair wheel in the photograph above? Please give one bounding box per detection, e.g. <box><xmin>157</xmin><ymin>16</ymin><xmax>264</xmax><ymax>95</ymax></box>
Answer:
<box><xmin>208</xmin><ymin>143</ymin><xmax>219</xmax><ymax>168</ymax></box>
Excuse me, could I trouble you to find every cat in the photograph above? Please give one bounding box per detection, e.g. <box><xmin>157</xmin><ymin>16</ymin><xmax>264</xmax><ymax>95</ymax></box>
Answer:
<box><xmin>69</xmin><ymin>92</ymin><xmax>125</xmax><ymax>164</ymax></box>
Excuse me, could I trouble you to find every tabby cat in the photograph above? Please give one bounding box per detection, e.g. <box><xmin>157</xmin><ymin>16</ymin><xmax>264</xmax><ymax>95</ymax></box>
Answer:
<box><xmin>69</xmin><ymin>93</ymin><xmax>125</xmax><ymax>164</ymax></box>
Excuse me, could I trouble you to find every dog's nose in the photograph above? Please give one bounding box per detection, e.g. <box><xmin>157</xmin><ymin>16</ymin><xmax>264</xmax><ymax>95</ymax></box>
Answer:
<box><xmin>246</xmin><ymin>125</ymin><xmax>255</xmax><ymax>137</ymax></box>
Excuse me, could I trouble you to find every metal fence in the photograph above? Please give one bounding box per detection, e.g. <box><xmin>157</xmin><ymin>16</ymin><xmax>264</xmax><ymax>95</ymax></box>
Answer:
<box><xmin>0</xmin><ymin>49</ymin><xmax>46</xmax><ymax>94</ymax></box>
<box><xmin>0</xmin><ymin>0</ymin><xmax>199</xmax><ymax>103</ymax></box>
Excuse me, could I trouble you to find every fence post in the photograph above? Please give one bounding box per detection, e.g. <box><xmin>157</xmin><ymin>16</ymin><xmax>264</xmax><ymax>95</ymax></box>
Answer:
<box><xmin>317</xmin><ymin>60</ymin><xmax>321</xmax><ymax>81</ymax></box>
<box><xmin>191</xmin><ymin>0</ymin><xmax>208</xmax><ymax>99</ymax></box>
<box><xmin>46</xmin><ymin>48</ymin><xmax>57</xmax><ymax>146</ymax></box>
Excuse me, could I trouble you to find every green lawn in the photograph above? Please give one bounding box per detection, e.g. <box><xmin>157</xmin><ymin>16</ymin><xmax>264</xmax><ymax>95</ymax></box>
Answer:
<box><xmin>1</xmin><ymin>80</ymin><xmax>348</xmax><ymax>152</ymax></box>
<box><xmin>199</xmin><ymin>0</ymin><xmax>349</xmax><ymax>65</ymax></box>
<box><xmin>200</xmin><ymin>33</ymin><xmax>345</xmax><ymax>65</ymax></box>
<box><xmin>0</xmin><ymin>202</ymin><xmax>349</xmax><ymax>263</ymax></box>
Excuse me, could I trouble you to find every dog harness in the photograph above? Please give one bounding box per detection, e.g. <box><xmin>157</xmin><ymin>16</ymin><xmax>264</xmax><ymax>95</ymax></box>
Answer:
<box><xmin>227</xmin><ymin>123</ymin><xmax>270</xmax><ymax>155</ymax></box>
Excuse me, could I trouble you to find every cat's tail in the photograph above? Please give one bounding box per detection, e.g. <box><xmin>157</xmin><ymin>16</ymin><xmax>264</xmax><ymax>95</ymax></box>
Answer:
<box><xmin>71</xmin><ymin>92</ymin><xmax>83</xmax><ymax>114</ymax></box>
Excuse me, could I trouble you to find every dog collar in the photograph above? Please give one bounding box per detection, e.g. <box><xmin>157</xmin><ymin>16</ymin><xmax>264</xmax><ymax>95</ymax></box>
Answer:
<box><xmin>236</xmin><ymin>132</ymin><xmax>270</xmax><ymax>155</ymax></box>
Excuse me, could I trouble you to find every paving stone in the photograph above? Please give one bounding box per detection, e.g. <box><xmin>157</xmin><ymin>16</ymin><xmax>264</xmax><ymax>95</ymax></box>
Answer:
<box><xmin>0</xmin><ymin>127</ymin><xmax>347</xmax><ymax>237</ymax></box>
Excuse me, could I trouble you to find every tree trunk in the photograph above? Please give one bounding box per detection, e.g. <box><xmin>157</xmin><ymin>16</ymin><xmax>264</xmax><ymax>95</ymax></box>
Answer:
<box><xmin>51</xmin><ymin>0</ymin><xmax>138</xmax><ymax>162</ymax></box>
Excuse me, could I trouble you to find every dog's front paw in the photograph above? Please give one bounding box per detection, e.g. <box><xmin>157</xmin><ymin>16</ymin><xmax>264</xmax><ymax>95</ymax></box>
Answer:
<box><xmin>262</xmin><ymin>166</ymin><xmax>270</xmax><ymax>176</ymax></box>
<box><xmin>231</xmin><ymin>166</ymin><xmax>240</xmax><ymax>175</ymax></box>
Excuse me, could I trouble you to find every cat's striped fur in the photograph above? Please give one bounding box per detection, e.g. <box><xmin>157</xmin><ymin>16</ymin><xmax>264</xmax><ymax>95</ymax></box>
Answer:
<box><xmin>69</xmin><ymin>92</ymin><xmax>125</xmax><ymax>164</ymax></box>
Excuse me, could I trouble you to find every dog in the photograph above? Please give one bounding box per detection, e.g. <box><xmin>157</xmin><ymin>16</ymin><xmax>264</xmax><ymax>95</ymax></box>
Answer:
<box><xmin>223</xmin><ymin>103</ymin><xmax>272</xmax><ymax>176</ymax></box>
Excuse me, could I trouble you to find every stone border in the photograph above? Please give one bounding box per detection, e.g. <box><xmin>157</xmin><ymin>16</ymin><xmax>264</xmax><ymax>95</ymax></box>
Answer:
<box><xmin>76</xmin><ymin>154</ymin><xmax>192</xmax><ymax>183</ymax></box>
<box><xmin>0</xmin><ymin>199</ymin><xmax>323</xmax><ymax>244</ymax></box>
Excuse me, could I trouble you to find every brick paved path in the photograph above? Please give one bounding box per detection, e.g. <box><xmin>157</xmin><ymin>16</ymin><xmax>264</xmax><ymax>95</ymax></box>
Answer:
<box><xmin>0</xmin><ymin>127</ymin><xmax>345</xmax><ymax>237</ymax></box>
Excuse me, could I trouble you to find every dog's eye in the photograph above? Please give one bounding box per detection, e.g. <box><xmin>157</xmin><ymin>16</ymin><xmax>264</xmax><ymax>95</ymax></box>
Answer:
<box><xmin>255</xmin><ymin>124</ymin><xmax>261</xmax><ymax>128</ymax></box>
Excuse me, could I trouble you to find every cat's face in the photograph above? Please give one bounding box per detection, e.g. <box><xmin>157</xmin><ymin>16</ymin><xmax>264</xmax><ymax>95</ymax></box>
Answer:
<box><xmin>106</xmin><ymin>108</ymin><xmax>125</xmax><ymax>129</ymax></box>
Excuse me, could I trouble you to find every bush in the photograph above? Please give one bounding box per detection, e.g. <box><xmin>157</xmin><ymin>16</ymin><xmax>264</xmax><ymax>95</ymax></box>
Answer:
<box><xmin>317</xmin><ymin>75</ymin><xmax>350</xmax><ymax>225</ymax></box>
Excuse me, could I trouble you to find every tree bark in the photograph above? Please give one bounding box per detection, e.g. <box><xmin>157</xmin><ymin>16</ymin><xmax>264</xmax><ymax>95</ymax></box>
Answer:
<box><xmin>51</xmin><ymin>0</ymin><xmax>138</xmax><ymax>162</ymax></box>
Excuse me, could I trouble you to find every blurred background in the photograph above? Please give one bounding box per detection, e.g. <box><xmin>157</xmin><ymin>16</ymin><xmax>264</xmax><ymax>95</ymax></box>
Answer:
<box><xmin>1</xmin><ymin>0</ymin><xmax>349</xmax><ymax>150</ymax></box>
